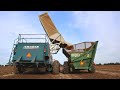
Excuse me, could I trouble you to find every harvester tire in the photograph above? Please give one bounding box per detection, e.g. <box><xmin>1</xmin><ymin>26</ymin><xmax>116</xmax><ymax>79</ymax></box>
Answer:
<box><xmin>52</xmin><ymin>60</ymin><xmax>60</xmax><ymax>74</ymax></box>
<box><xmin>14</xmin><ymin>65</ymin><xmax>24</xmax><ymax>74</ymax></box>
<box><xmin>63</xmin><ymin>61</ymin><xmax>69</xmax><ymax>74</ymax></box>
<box><xmin>14</xmin><ymin>66</ymin><xmax>19</xmax><ymax>74</ymax></box>
<box><xmin>88</xmin><ymin>65</ymin><xmax>95</xmax><ymax>73</ymax></box>
<box><xmin>18</xmin><ymin>67</ymin><xmax>24</xmax><ymax>74</ymax></box>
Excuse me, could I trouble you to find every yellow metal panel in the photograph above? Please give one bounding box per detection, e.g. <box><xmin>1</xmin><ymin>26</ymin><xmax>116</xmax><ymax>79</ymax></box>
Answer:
<box><xmin>39</xmin><ymin>12</ymin><xmax>73</xmax><ymax>50</ymax></box>
<box><xmin>39</xmin><ymin>12</ymin><xmax>59</xmax><ymax>37</ymax></box>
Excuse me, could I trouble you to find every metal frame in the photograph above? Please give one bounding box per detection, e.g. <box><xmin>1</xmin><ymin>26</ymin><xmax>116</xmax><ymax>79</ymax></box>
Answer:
<box><xmin>8</xmin><ymin>34</ymin><xmax>49</xmax><ymax>65</ymax></box>
<box><xmin>49</xmin><ymin>33</ymin><xmax>62</xmax><ymax>54</ymax></box>
<box><xmin>39</xmin><ymin>13</ymin><xmax>67</xmax><ymax>54</ymax></box>
<box><xmin>17</xmin><ymin>34</ymin><xmax>49</xmax><ymax>43</ymax></box>
<box><xmin>72</xmin><ymin>41</ymin><xmax>98</xmax><ymax>62</ymax></box>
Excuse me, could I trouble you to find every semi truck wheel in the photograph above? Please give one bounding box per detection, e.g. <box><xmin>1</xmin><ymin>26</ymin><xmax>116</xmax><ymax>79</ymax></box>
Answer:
<box><xmin>18</xmin><ymin>67</ymin><xmax>24</xmax><ymax>73</ymax></box>
<box><xmin>13</xmin><ymin>62</ymin><xmax>19</xmax><ymax>74</ymax></box>
<box><xmin>14</xmin><ymin>66</ymin><xmax>19</xmax><ymax>74</ymax></box>
<box><xmin>14</xmin><ymin>66</ymin><xmax>24</xmax><ymax>74</ymax></box>
<box><xmin>13</xmin><ymin>64</ymin><xmax>24</xmax><ymax>74</ymax></box>
<box><xmin>63</xmin><ymin>61</ymin><xmax>69</xmax><ymax>74</ymax></box>
<box><xmin>88</xmin><ymin>65</ymin><xmax>95</xmax><ymax>73</ymax></box>
<box><xmin>52</xmin><ymin>60</ymin><xmax>60</xmax><ymax>74</ymax></box>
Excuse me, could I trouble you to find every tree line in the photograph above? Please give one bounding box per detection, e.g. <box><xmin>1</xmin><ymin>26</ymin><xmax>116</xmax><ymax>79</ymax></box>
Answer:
<box><xmin>96</xmin><ymin>62</ymin><xmax>120</xmax><ymax>65</ymax></box>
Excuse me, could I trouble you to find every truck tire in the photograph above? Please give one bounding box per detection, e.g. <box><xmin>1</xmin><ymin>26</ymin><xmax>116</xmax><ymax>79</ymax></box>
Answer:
<box><xmin>63</xmin><ymin>61</ymin><xmax>69</xmax><ymax>74</ymax></box>
<box><xmin>88</xmin><ymin>65</ymin><xmax>95</xmax><ymax>73</ymax></box>
<box><xmin>13</xmin><ymin>62</ymin><xmax>18</xmax><ymax>74</ymax></box>
<box><xmin>18</xmin><ymin>67</ymin><xmax>24</xmax><ymax>73</ymax></box>
<box><xmin>52</xmin><ymin>60</ymin><xmax>60</xmax><ymax>74</ymax></box>
<box><xmin>14</xmin><ymin>65</ymin><xmax>20</xmax><ymax>74</ymax></box>
<box><xmin>14</xmin><ymin>65</ymin><xmax>24</xmax><ymax>74</ymax></box>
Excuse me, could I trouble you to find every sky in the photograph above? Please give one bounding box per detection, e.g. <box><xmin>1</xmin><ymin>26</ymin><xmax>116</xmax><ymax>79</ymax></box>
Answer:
<box><xmin>0</xmin><ymin>11</ymin><xmax>120</xmax><ymax>65</ymax></box>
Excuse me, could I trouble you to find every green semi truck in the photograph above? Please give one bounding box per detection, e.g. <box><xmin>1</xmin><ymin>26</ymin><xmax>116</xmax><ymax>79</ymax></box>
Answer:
<box><xmin>9</xmin><ymin>34</ymin><xmax>60</xmax><ymax>74</ymax></box>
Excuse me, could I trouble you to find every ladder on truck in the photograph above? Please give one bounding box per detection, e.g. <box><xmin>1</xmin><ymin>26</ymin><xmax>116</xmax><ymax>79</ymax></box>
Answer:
<box><xmin>9</xmin><ymin>38</ymin><xmax>19</xmax><ymax>65</ymax></box>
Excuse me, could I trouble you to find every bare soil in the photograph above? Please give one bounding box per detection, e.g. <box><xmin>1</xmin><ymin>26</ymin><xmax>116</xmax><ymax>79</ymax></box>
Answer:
<box><xmin>0</xmin><ymin>65</ymin><xmax>120</xmax><ymax>79</ymax></box>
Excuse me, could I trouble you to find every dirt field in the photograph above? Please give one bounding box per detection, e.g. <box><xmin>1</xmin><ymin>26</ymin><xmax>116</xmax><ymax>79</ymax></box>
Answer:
<box><xmin>0</xmin><ymin>65</ymin><xmax>120</xmax><ymax>79</ymax></box>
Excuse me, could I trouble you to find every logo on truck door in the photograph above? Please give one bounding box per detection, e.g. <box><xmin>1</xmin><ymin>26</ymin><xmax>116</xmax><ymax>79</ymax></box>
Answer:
<box><xmin>23</xmin><ymin>46</ymin><xmax>39</xmax><ymax>49</ymax></box>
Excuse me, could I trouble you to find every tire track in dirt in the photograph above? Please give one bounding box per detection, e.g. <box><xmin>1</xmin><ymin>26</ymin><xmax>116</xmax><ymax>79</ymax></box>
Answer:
<box><xmin>96</xmin><ymin>70</ymin><xmax>120</xmax><ymax>77</ymax></box>
<box><xmin>58</xmin><ymin>73</ymin><xmax>83</xmax><ymax>79</ymax></box>
<box><xmin>2</xmin><ymin>73</ymin><xmax>15</xmax><ymax>77</ymax></box>
<box><xmin>1</xmin><ymin>65</ymin><xmax>120</xmax><ymax>79</ymax></box>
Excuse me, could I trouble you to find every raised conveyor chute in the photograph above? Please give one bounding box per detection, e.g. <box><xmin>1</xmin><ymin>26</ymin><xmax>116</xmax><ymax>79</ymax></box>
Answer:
<box><xmin>39</xmin><ymin>12</ymin><xmax>98</xmax><ymax>74</ymax></box>
<box><xmin>39</xmin><ymin>12</ymin><xmax>73</xmax><ymax>53</ymax></box>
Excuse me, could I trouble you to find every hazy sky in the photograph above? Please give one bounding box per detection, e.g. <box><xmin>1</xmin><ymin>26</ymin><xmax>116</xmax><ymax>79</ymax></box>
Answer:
<box><xmin>0</xmin><ymin>11</ymin><xmax>120</xmax><ymax>65</ymax></box>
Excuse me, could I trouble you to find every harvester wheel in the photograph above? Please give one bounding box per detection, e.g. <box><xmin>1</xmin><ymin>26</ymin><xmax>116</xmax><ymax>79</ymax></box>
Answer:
<box><xmin>14</xmin><ymin>65</ymin><xmax>24</xmax><ymax>74</ymax></box>
<box><xmin>63</xmin><ymin>61</ymin><xmax>69</xmax><ymax>74</ymax></box>
<box><xmin>14</xmin><ymin>65</ymin><xmax>19</xmax><ymax>74</ymax></box>
<box><xmin>18</xmin><ymin>67</ymin><xmax>24</xmax><ymax>73</ymax></box>
<box><xmin>88</xmin><ymin>65</ymin><xmax>95</xmax><ymax>73</ymax></box>
<box><xmin>52</xmin><ymin>60</ymin><xmax>60</xmax><ymax>74</ymax></box>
